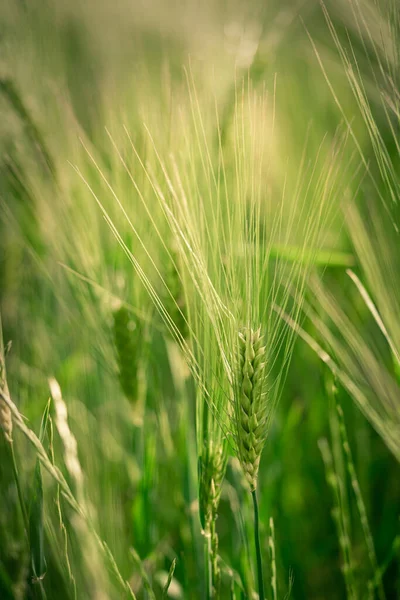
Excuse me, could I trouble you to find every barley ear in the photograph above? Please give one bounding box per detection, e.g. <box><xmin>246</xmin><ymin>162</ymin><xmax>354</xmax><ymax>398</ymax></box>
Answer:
<box><xmin>113</xmin><ymin>305</ymin><xmax>141</xmax><ymax>404</ymax></box>
<box><xmin>199</xmin><ymin>442</ymin><xmax>226</xmax><ymax>531</ymax></box>
<box><xmin>199</xmin><ymin>442</ymin><xmax>227</xmax><ymax>596</ymax></box>
<box><xmin>237</xmin><ymin>327</ymin><xmax>267</xmax><ymax>491</ymax></box>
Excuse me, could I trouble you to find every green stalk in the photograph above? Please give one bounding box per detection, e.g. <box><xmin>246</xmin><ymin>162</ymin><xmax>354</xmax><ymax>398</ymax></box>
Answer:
<box><xmin>204</xmin><ymin>530</ymin><xmax>213</xmax><ymax>600</ymax></box>
<box><xmin>210</xmin><ymin>517</ymin><xmax>220</xmax><ymax>597</ymax></box>
<box><xmin>251</xmin><ymin>489</ymin><xmax>265</xmax><ymax>600</ymax></box>
<box><xmin>203</xmin><ymin>515</ymin><xmax>220</xmax><ymax>599</ymax></box>
<box><xmin>8</xmin><ymin>441</ymin><xmax>29</xmax><ymax>535</ymax></box>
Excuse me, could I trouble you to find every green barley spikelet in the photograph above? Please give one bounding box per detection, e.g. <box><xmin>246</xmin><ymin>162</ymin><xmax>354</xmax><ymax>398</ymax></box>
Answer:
<box><xmin>113</xmin><ymin>305</ymin><xmax>141</xmax><ymax>404</ymax></box>
<box><xmin>236</xmin><ymin>327</ymin><xmax>267</xmax><ymax>491</ymax></box>
<box><xmin>199</xmin><ymin>442</ymin><xmax>226</xmax><ymax>532</ymax></box>
<box><xmin>199</xmin><ymin>441</ymin><xmax>227</xmax><ymax>597</ymax></box>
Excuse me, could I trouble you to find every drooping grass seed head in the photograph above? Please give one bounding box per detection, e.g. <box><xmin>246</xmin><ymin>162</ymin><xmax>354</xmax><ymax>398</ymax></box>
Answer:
<box><xmin>0</xmin><ymin>367</ymin><xmax>12</xmax><ymax>443</ymax></box>
<box><xmin>0</xmin><ymin>322</ymin><xmax>12</xmax><ymax>443</ymax></box>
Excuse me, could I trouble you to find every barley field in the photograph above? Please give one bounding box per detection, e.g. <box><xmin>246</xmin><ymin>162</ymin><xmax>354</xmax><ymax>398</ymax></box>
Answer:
<box><xmin>1</xmin><ymin>1</ymin><xmax>400</xmax><ymax>599</ymax></box>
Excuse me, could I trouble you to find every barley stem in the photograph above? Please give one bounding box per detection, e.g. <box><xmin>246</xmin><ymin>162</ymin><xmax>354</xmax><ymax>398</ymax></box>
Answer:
<box><xmin>7</xmin><ymin>440</ymin><xmax>29</xmax><ymax>536</ymax></box>
<box><xmin>210</xmin><ymin>517</ymin><xmax>220</xmax><ymax>598</ymax></box>
<box><xmin>204</xmin><ymin>531</ymin><xmax>213</xmax><ymax>600</ymax></box>
<box><xmin>251</xmin><ymin>489</ymin><xmax>265</xmax><ymax>600</ymax></box>
<box><xmin>203</xmin><ymin>515</ymin><xmax>221</xmax><ymax>599</ymax></box>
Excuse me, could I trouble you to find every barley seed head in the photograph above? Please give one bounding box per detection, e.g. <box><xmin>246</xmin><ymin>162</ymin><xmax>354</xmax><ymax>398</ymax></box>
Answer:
<box><xmin>90</xmin><ymin>81</ymin><xmax>346</xmax><ymax>495</ymax></box>
<box><xmin>113</xmin><ymin>304</ymin><xmax>141</xmax><ymax>403</ymax></box>
<box><xmin>235</xmin><ymin>326</ymin><xmax>267</xmax><ymax>491</ymax></box>
<box><xmin>198</xmin><ymin>440</ymin><xmax>227</xmax><ymax>532</ymax></box>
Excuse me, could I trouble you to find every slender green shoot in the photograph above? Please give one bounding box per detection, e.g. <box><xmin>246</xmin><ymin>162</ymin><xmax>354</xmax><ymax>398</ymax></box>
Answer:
<box><xmin>162</xmin><ymin>558</ymin><xmax>176</xmax><ymax>599</ymax></box>
<box><xmin>251</xmin><ymin>489</ymin><xmax>265</xmax><ymax>600</ymax></box>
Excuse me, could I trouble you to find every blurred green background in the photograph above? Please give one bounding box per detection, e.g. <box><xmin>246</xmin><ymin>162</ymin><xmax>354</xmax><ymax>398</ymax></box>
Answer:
<box><xmin>1</xmin><ymin>1</ymin><xmax>399</xmax><ymax>599</ymax></box>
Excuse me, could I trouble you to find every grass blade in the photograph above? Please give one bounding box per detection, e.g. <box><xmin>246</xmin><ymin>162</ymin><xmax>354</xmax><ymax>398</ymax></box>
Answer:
<box><xmin>162</xmin><ymin>558</ymin><xmax>176</xmax><ymax>599</ymax></box>
<box><xmin>29</xmin><ymin>399</ymin><xmax>51</xmax><ymax>598</ymax></box>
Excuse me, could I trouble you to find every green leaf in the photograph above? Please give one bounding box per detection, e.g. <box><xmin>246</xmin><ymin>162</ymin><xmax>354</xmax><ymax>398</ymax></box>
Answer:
<box><xmin>270</xmin><ymin>245</ymin><xmax>355</xmax><ymax>267</ymax></box>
